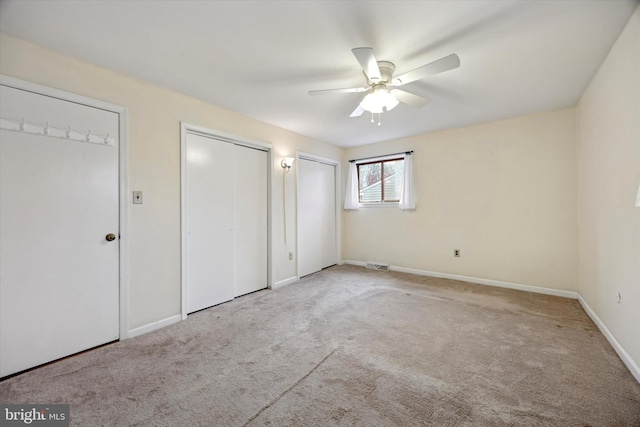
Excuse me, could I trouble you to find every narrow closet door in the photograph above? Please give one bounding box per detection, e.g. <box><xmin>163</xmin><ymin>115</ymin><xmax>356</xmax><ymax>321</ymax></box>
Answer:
<box><xmin>318</xmin><ymin>161</ymin><xmax>337</xmax><ymax>269</ymax></box>
<box><xmin>234</xmin><ymin>145</ymin><xmax>268</xmax><ymax>297</ymax></box>
<box><xmin>298</xmin><ymin>159</ymin><xmax>322</xmax><ymax>277</ymax></box>
<box><xmin>298</xmin><ymin>158</ymin><xmax>336</xmax><ymax>277</ymax></box>
<box><xmin>185</xmin><ymin>133</ymin><xmax>235</xmax><ymax>313</ymax></box>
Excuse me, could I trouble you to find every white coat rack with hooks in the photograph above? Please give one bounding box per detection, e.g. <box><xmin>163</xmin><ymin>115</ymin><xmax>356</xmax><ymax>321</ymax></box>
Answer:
<box><xmin>0</xmin><ymin>116</ymin><xmax>116</xmax><ymax>146</ymax></box>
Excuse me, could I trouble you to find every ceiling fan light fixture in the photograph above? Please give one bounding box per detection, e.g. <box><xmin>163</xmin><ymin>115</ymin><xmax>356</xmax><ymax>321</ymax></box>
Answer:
<box><xmin>309</xmin><ymin>47</ymin><xmax>457</xmax><ymax>120</ymax></box>
<box><xmin>359</xmin><ymin>85</ymin><xmax>399</xmax><ymax>114</ymax></box>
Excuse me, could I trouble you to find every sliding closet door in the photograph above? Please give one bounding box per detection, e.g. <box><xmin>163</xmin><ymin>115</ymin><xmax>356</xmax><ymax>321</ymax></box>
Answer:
<box><xmin>185</xmin><ymin>133</ymin><xmax>235</xmax><ymax>313</ymax></box>
<box><xmin>298</xmin><ymin>158</ymin><xmax>337</xmax><ymax>277</ymax></box>
<box><xmin>298</xmin><ymin>159</ymin><xmax>322</xmax><ymax>277</ymax></box>
<box><xmin>185</xmin><ymin>132</ymin><xmax>268</xmax><ymax>314</ymax></box>
<box><xmin>234</xmin><ymin>145</ymin><xmax>268</xmax><ymax>297</ymax></box>
<box><xmin>318</xmin><ymin>161</ymin><xmax>337</xmax><ymax>269</ymax></box>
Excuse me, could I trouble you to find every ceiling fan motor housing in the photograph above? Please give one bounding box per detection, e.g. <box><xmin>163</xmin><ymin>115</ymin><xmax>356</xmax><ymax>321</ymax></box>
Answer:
<box><xmin>368</xmin><ymin>61</ymin><xmax>395</xmax><ymax>84</ymax></box>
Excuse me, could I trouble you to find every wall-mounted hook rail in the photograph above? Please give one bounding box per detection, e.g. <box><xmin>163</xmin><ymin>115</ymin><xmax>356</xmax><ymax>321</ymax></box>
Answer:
<box><xmin>0</xmin><ymin>117</ymin><xmax>116</xmax><ymax>147</ymax></box>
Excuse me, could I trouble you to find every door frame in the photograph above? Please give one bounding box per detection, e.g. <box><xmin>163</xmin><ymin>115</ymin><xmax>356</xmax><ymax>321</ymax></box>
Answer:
<box><xmin>296</xmin><ymin>152</ymin><xmax>341</xmax><ymax>278</ymax></box>
<box><xmin>180</xmin><ymin>122</ymin><xmax>274</xmax><ymax>319</ymax></box>
<box><xmin>0</xmin><ymin>74</ymin><xmax>130</xmax><ymax>340</ymax></box>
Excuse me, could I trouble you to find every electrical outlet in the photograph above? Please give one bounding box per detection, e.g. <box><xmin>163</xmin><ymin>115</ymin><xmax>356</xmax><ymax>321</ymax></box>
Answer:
<box><xmin>454</xmin><ymin>249</ymin><xmax>460</xmax><ymax>257</ymax></box>
<box><xmin>288</xmin><ymin>252</ymin><xmax>293</xmax><ymax>260</ymax></box>
<box><xmin>132</xmin><ymin>191</ymin><xmax>143</xmax><ymax>204</ymax></box>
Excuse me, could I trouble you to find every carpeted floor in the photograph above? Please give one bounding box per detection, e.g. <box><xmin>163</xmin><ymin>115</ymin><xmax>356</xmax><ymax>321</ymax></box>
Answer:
<box><xmin>1</xmin><ymin>265</ymin><xmax>639</xmax><ymax>426</ymax></box>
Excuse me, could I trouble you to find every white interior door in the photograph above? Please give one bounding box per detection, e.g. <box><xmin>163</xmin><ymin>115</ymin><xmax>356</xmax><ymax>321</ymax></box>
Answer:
<box><xmin>0</xmin><ymin>84</ymin><xmax>120</xmax><ymax>378</ymax></box>
<box><xmin>298</xmin><ymin>158</ymin><xmax>337</xmax><ymax>277</ymax></box>
<box><xmin>185</xmin><ymin>133</ymin><xmax>235</xmax><ymax>313</ymax></box>
<box><xmin>234</xmin><ymin>145</ymin><xmax>268</xmax><ymax>297</ymax></box>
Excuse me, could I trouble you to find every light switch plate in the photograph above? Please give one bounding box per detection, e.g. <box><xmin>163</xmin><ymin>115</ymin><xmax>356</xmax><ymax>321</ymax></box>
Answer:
<box><xmin>133</xmin><ymin>191</ymin><xmax>143</xmax><ymax>204</ymax></box>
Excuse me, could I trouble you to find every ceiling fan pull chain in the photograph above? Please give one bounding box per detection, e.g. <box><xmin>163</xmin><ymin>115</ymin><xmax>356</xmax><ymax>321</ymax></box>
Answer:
<box><xmin>378</xmin><ymin>113</ymin><xmax>382</xmax><ymax>126</ymax></box>
<box><xmin>370</xmin><ymin>112</ymin><xmax>374</xmax><ymax>124</ymax></box>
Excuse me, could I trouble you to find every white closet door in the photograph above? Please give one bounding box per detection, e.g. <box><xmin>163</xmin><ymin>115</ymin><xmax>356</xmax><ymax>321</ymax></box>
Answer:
<box><xmin>298</xmin><ymin>158</ymin><xmax>336</xmax><ymax>277</ymax></box>
<box><xmin>298</xmin><ymin>159</ymin><xmax>322</xmax><ymax>277</ymax></box>
<box><xmin>185</xmin><ymin>134</ymin><xmax>268</xmax><ymax>313</ymax></box>
<box><xmin>185</xmin><ymin>133</ymin><xmax>235</xmax><ymax>313</ymax></box>
<box><xmin>234</xmin><ymin>145</ymin><xmax>268</xmax><ymax>297</ymax></box>
<box><xmin>318</xmin><ymin>162</ymin><xmax>337</xmax><ymax>269</ymax></box>
<box><xmin>0</xmin><ymin>85</ymin><xmax>120</xmax><ymax>377</ymax></box>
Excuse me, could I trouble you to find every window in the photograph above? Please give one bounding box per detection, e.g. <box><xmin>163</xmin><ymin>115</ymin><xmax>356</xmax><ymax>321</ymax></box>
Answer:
<box><xmin>344</xmin><ymin>152</ymin><xmax>415</xmax><ymax>210</ymax></box>
<box><xmin>357</xmin><ymin>158</ymin><xmax>404</xmax><ymax>203</ymax></box>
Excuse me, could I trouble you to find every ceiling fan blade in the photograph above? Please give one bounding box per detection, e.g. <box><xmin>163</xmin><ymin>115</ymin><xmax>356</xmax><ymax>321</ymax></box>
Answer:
<box><xmin>309</xmin><ymin>87</ymin><xmax>368</xmax><ymax>96</ymax></box>
<box><xmin>390</xmin><ymin>89</ymin><xmax>429</xmax><ymax>108</ymax></box>
<box><xmin>391</xmin><ymin>54</ymin><xmax>460</xmax><ymax>86</ymax></box>
<box><xmin>352</xmin><ymin>47</ymin><xmax>382</xmax><ymax>82</ymax></box>
<box><xmin>349</xmin><ymin>104</ymin><xmax>365</xmax><ymax>117</ymax></box>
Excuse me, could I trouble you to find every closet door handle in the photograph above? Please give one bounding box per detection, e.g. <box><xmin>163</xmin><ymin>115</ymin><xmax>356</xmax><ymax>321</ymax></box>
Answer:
<box><xmin>105</xmin><ymin>233</ymin><xmax>117</xmax><ymax>242</ymax></box>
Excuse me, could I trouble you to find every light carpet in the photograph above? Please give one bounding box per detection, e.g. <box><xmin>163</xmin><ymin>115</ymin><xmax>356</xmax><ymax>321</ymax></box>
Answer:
<box><xmin>1</xmin><ymin>265</ymin><xmax>639</xmax><ymax>426</ymax></box>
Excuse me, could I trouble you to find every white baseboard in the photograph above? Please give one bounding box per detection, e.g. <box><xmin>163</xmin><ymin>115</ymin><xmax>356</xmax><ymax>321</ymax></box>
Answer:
<box><xmin>126</xmin><ymin>314</ymin><xmax>182</xmax><ymax>339</ymax></box>
<box><xmin>392</xmin><ymin>265</ymin><xmax>578</xmax><ymax>299</ymax></box>
<box><xmin>343</xmin><ymin>260</ymin><xmax>577</xmax><ymax>299</ymax></box>
<box><xmin>578</xmin><ymin>294</ymin><xmax>640</xmax><ymax>384</ymax></box>
<box><xmin>272</xmin><ymin>276</ymin><xmax>299</xmax><ymax>289</ymax></box>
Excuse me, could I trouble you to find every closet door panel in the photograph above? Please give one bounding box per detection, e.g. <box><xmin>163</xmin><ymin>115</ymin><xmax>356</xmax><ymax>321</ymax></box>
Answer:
<box><xmin>234</xmin><ymin>145</ymin><xmax>268</xmax><ymax>297</ymax></box>
<box><xmin>298</xmin><ymin>159</ymin><xmax>322</xmax><ymax>277</ymax></box>
<box><xmin>185</xmin><ymin>133</ymin><xmax>235</xmax><ymax>313</ymax></box>
<box><xmin>298</xmin><ymin>158</ymin><xmax>336</xmax><ymax>277</ymax></box>
<box><xmin>318</xmin><ymin>162</ymin><xmax>337</xmax><ymax>269</ymax></box>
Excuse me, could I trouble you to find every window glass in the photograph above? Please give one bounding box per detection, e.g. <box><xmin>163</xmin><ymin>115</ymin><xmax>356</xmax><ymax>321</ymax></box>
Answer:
<box><xmin>358</xmin><ymin>158</ymin><xmax>404</xmax><ymax>203</ymax></box>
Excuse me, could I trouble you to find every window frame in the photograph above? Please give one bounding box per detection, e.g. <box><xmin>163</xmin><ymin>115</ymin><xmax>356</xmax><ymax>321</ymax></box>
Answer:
<box><xmin>356</xmin><ymin>156</ymin><xmax>404</xmax><ymax>205</ymax></box>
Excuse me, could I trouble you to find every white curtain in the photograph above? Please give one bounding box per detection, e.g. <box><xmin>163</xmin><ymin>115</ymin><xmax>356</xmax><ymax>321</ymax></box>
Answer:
<box><xmin>399</xmin><ymin>153</ymin><xmax>416</xmax><ymax>210</ymax></box>
<box><xmin>344</xmin><ymin>162</ymin><xmax>359</xmax><ymax>209</ymax></box>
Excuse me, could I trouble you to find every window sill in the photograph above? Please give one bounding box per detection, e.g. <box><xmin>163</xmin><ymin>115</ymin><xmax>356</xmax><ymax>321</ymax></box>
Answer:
<box><xmin>358</xmin><ymin>203</ymin><xmax>399</xmax><ymax>209</ymax></box>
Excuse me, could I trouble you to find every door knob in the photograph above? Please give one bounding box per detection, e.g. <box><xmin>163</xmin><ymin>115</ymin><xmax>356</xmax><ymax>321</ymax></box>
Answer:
<box><xmin>105</xmin><ymin>233</ymin><xmax>117</xmax><ymax>242</ymax></box>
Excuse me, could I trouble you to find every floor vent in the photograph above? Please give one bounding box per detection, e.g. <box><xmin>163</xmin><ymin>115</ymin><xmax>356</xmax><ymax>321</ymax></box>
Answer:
<box><xmin>366</xmin><ymin>262</ymin><xmax>389</xmax><ymax>271</ymax></box>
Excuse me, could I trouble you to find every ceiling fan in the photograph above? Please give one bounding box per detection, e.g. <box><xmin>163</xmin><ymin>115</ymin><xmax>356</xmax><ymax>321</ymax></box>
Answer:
<box><xmin>309</xmin><ymin>48</ymin><xmax>460</xmax><ymax>123</ymax></box>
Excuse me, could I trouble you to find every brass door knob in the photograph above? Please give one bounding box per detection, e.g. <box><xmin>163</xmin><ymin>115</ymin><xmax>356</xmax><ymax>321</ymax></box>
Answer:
<box><xmin>105</xmin><ymin>233</ymin><xmax>117</xmax><ymax>242</ymax></box>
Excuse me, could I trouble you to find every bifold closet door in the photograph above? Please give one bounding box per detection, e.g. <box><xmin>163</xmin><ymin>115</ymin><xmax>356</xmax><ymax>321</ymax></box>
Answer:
<box><xmin>185</xmin><ymin>134</ymin><xmax>268</xmax><ymax>314</ymax></box>
<box><xmin>298</xmin><ymin>158</ymin><xmax>336</xmax><ymax>277</ymax></box>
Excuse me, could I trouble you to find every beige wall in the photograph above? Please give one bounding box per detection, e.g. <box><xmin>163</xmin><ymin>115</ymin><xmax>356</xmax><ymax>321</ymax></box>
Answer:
<box><xmin>0</xmin><ymin>33</ymin><xmax>342</xmax><ymax>330</ymax></box>
<box><xmin>576</xmin><ymin>5</ymin><xmax>640</xmax><ymax>373</ymax></box>
<box><xmin>343</xmin><ymin>108</ymin><xmax>578</xmax><ymax>292</ymax></box>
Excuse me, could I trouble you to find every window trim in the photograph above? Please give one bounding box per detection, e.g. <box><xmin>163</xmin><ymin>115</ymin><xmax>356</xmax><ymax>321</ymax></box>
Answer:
<box><xmin>356</xmin><ymin>156</ymin><xmax>404</xmax><ymax>205</ymax></box>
